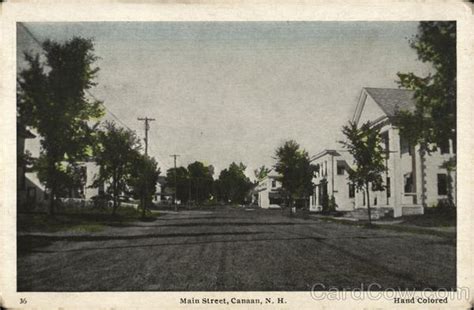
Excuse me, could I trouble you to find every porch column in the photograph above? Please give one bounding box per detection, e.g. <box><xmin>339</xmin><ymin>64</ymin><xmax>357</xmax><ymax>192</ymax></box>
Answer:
<box><xmin>391</xmin><ymin>128</ymin><xmax>402</xmax><ymax>218</ymax></box>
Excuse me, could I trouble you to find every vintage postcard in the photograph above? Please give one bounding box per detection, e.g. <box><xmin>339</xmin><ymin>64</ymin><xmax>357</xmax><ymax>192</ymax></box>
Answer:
<box><xmin>1</xmin><ymin>1</ymin><xmax>473</xmax><ymax>309</ymax></box>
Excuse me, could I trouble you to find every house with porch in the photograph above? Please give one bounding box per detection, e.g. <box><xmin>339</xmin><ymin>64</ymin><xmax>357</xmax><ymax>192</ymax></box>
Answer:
<box><xmin>256</xmin><ymin>172</ymin><xmax>283</xmax><ymax>209</ymax></box>
<box><xmin>348</xmin><ymin>87</ymin><xmax>456</xmax><ymax>217</ymax></box>
<box><xmin>309</xmin><ymin>150</ymin><xmax>355</xmax><ymax>212</ymax></box>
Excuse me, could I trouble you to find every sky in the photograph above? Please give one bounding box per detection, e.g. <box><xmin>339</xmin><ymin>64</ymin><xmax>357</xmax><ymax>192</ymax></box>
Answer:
<box><xmin>18</xmin><ymin>21</ymin><xmax>431</xmax><ymax>179</ymax></box>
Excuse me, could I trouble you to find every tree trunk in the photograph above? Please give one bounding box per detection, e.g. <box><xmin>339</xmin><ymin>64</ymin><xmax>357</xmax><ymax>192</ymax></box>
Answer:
<box><xmin>141</xmin><ymin>193</ymin><xmax>147</xmax><ymax>218</ymax></box>
<box><xmin>49</xmin><ymin>186</ymin><xmax>56</xmax><ymax>216</ymax></box>
<box><xmin>111</xmin><ymin>175</ymin><xmax>118</xmax><ymax>216</ymax></box>
<box><xmin>366</xmin><ymin>183</ymin><xmax>372</xmax><ymax>226</ymax></box>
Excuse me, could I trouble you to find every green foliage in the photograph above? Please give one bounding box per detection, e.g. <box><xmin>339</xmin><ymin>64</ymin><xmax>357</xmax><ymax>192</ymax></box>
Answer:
<box><xmin>35</xmin><ymin>155</ymin><xmax>87</xmax><ymax>198</ymax></box>
<box><xmin>395</xmin><ymin>21</ymin><xmax>456</xmax><ymax>151</ymax></box>
<box><xmin>166</xmin><ymin>166</ymin><xmax>190</xmax><ymax>203</ymax></box>
<box><xmin>129</xmin><ymin>154</ymin><xmax>161</xmax><ymax>217</ymax></box>
<box><xmin>17</xmin><ymin>37</ymin><xmax>104</xmax><ymax>214</ymax></box>
<box><xmin>254</xmin><ymin>165</ymin><xmax>271</xmax><ymax>182</ymax></box>
<box><xmin>273</xmin><ymin>140</ymin><xmax>314</xmax><ymax>213</ymax></box>
<box><xmin>187</xmin><ymin>161</ymin><xmax>214</xmax><ymax>203</ymax></box>
<box><xmin>216</xmin><ymin>162</ymin><xmax>253</xmax><ymax>204</ymax></box>
<box><xmin>322</xmin><ymin>195</ymin><xmax>337</xmax><ymax>215</ymax></box>
<box><xmin>340</xmin><ymin>121</ymin><xmax>386</xmax><ymax>224</ymax></box>
<box><xmin>93</xmin><ymin>121</ymin><xmax>142</xmax><ymax>214</ymax></box>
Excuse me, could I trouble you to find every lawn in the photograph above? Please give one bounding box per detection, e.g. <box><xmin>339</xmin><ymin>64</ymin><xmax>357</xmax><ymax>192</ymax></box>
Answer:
<box><xmin>17</xmin><ymin>207</ymin><xmax>456</xmax><ymax>291</ymax></box>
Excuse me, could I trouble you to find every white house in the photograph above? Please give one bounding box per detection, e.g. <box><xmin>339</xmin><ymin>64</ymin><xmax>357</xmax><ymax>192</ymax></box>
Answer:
<box><xmin>256</xmin><ymin>172</ymin><xmax>283</xmax><ymax>209</ymax></box>
<box><xmin>349</xmin><ymin>87</ymin><xmax>456</xmax><ymax>217</ymax></box>
<box><xmin>309</xmin><ymin>150</ymin><xmax>355</xmax><ymax>212</ymax></box>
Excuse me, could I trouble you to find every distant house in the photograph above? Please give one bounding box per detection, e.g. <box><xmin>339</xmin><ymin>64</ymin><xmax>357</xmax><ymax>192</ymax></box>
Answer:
<box><xmin>256</xmin><ymin>173</ymin><xmax>283</xmax><ymax>209</ymax></box>
<box><xmin>17</xmin><ymin>125</ymin><xmax>49</xmax><ymax>208</ymax></box>
<box><xmin>309</xmin><ymin>150</ymin><xmax>354</xmax><ymax>212</ymax></box>
<box><xmin>349</xmin><ymin>87</ymin><xmax>456</xmax><ymax>217</ymax></box>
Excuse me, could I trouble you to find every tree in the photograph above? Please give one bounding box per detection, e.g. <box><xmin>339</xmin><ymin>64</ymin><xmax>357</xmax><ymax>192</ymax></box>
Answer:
<box><xmin>93</xmin><ymin>121</ymin><xmax>142</xmax><ymax>215</ymax></box>
<box><xmin>129</xmin><ymin>154</ymin><xmax>161</xmax><ymax>218</ymax></box>
<box><xmin>165</xmin><ymin>166</ymin><xmax>190</xmax><ymax>203</ymax></box>
<box><xmin>340</xmin><ymin>121</ymin><xmax>386</xmax><ymax>225</ymax></box>
<box><xmin>273</xmin><ymin>140</ymin><xmax>314</xmax><ymax>216</ymax></box>
<box><xmin>187</xmin><ymin>161</ymin><xmax>214</xmax><ymax>204</ymax></box>
<box><xmin>216</xmin><ymin>162</ymin><xmax>253</xmax><ymax>204</ymax></box>
<box><xmin>395</xmin><ymin>22</ymin><xmax>456</xmax><ymax>153</ymax></box>
<box><xmin>17</xmin><ymin>37</ymin><xmax>104</xmax><ymax>214</ymax></box>
<box><xmin>395</xmin><ymin>21</ymin><xmax>456</xmax><ymax>207</ymax></box>
<box><xmin>254</xmin><ymin>165</ymin><xmax>271</xmax><ymax>182</ymax></box>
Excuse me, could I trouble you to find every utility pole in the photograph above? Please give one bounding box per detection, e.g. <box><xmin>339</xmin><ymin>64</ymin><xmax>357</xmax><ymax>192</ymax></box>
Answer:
<box><xmin>137</xmin><ymin>117</ymin><xmax>155</xmax><ymax>156</ymax></box>
<box><xmin>137</xmin><ymin>117</ymin><xmax>155</xmax><ymax>218</ymax></box>
<box><xmin>170</xmin><ymin>154</ymin><xmax>180</xmax><ymax>211</ymax></box>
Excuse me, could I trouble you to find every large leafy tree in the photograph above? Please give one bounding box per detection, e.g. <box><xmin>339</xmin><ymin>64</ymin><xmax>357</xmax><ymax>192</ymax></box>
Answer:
<box><xmin>187</xmin><ymin>161</ymin><xmax>214</xmax><ymax>203</ymax></box>
<box><xmin>165</xmin><ymin>166</ymin><xmax>190</xmax><ymax>203</ymax></box>
<box><xmin>273</xmin><ymin>140</ymin><xmax>314</xmax><ymax>215</ymax></box>
<box><xmin>17</xmin><ymin>37</ymin><xmax>104</xmax><ymax>214</ymax></box>
<box><xmin>216</xmin><ymin>162</ymin><xmax>253</xmax><ymax>204</ymax></box>
<box><xmin>129</xmin><ymin>154</ymin><xmax>161</xmax><ymax>218</ymax></box>
<box><xmin>395</xmin><ymin>21</ymin><xmax>456</xmax><ymax>152</ymax></box>
<box><xmin>93</xmin><ymin>121</ymin><xmax>142</xmax><ymax>215</ymax></box>
<box><xmin>340</xmin><ymin>121</ymin><xmax>386</xmax><ymax>225</ymax></box>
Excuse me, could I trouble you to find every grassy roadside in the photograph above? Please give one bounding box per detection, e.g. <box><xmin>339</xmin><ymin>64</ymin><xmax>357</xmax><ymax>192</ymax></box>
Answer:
<box><xmin>313</xmin><ymin>214</ymin><xmax>455</xmax><ymax>239</ymax></box>
<box><xmin>17</xmin><ymin>206</ymin><xmax>159</xmax><ymax>233</ymax></box>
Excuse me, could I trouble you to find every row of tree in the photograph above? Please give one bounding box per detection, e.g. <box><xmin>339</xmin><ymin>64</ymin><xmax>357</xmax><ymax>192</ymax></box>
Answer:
<box><xmin>17</xmin><ymin>37</ymin><xmax>160</xmax><ymax>217</ymax></box>
<box><xmin>165</xmin><ymin>161</ymin><xmax>254</xmax><ymax>205</ymax></box>
<box><xmin>17</xmin><ymin>21</ymin><xmax>455</xmax><ymax>221</ymax></box>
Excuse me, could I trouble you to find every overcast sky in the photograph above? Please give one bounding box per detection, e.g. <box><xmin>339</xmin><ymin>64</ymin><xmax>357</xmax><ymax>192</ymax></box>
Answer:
<box><xmin>18</xmin><ymin>22</ymin><xmax>431</xmax><ymax>178</ymax></box>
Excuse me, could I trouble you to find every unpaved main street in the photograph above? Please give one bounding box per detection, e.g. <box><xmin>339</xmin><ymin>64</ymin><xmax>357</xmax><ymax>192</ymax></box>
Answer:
<box><xmin>17</xmin><ymin>208</ymin><xmax>455</xmax><ymax>291</ymax></box>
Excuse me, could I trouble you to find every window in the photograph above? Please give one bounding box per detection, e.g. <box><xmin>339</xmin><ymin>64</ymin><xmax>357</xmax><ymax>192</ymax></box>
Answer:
<box><xmin>324</xmin><ymin>161</ymin><xmax>327</xmax><ymax>176</ymax></box>
<box><xmin>362</xmin><ymin>191</ymin><xmax>366</xmax><ymax>206</ymax></box>
<box><xmin>400</xmin><ymin>135</ymin><xmax>411</xmax><ymax>155</ymax></box>
<box><xmin>437</xmin><ymin>174</ymin><xmax>448</xmax><ymax>195</ymax></box>
<box><xmin>439</xmin><ymin>140</ymin><xmax>450</xmax><ymax>154</ymax></box>
<box><xmin>337</xmin><ymin>162</ymin><xmax>345</xmax><ymax>175</ymax></box>
<box><xmin>404</xmin><ymin>172</ymin><xmax>414</xmax><ymax>193</ymax></box>
<box><xmin>348</xmin><ymin>183</ymin><xmax>355</xmax><ymax>198</ymax></box>
<box><xmin>272</xmin><ymin>180</ymin><xmax>277</xmax><ymax>188</ymax></box>
<box><xmin>374</xmin><ymin>197</ymin><xmax>377</xmax><ymax>206</ymax></box>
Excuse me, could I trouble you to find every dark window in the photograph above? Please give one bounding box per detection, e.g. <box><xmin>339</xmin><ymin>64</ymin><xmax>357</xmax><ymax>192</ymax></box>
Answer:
<box><xmin>374</xmin><ymin>197</ymin><xmax>377</xmax><ymax>206</ymax></box>
<box><xmin>400</xmin><ymin>135</ymin><xmax>411</xmax><ymax>155</ymax></box>
<box><xmin>452</xmin><ymin>137</ymin><xmax>456</xmax><ymax>154</ymax></box>
<box><xmin>404</xmin><ymin>172</ymin><xmax>414</xmax><ymax>193</ymax></box>
<box><xmin>348</xmin><ymin>183</ymin><xmax>355</xmax><ymax>198</ymax></box>
<box><xmin>324</xmin><ymin>161</ymin><xmax>327</xmax><ymax>176</ymax></box>
<box><xmin>439</xmin><ymin>140</ymin><xmax>450</xmax><ymax>154</ymax></box>
<box><xmin>337</xmin><ymin>164</ymin><xmax>345</xmax><ymax>175</ymax></box>
<box><xmin>362</xmin><ymin>191</ymin><xmax>366</xmax><ymax>206</ymax></box>
<box><xmin>272</xmin><ymin>180</ymin><xmax>277</xmax><ymax>188</ymax></box>
<box><xmin>437</xmin><ymin>174</ymin><xmax>448</xmax><ymax>195</ymax></box>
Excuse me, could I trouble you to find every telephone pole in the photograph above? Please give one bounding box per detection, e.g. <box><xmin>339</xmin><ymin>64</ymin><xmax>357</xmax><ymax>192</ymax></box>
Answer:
<box><xmin>170</xmin><ymin>154</ymin><xmax>180</xmax><ymax>211</ymax></box>
<box><xmin>137</xmin><ymin>117</ymin><xmax>155</xmax><ymax>156</ymax></box>
<box><xmin>137</xmin><ymin>117</ymin><xmax>155</xmax><ymax>218</ymax></box>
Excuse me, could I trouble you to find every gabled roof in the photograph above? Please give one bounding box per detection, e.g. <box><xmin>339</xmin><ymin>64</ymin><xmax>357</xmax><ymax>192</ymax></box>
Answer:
<box><xmin>364</xmin><ymin>87</ymin><xmax>416</xmax><ymax>118</ymax></box>
<box><xmin>310</xmin><ymin>149</ymin><xmax>340</xmax><ymax>161</ymax></box>
<box><xmin>352</xmin><ymin>87</ymin><xmax>416</xmax><ymax>125</ymax></box>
